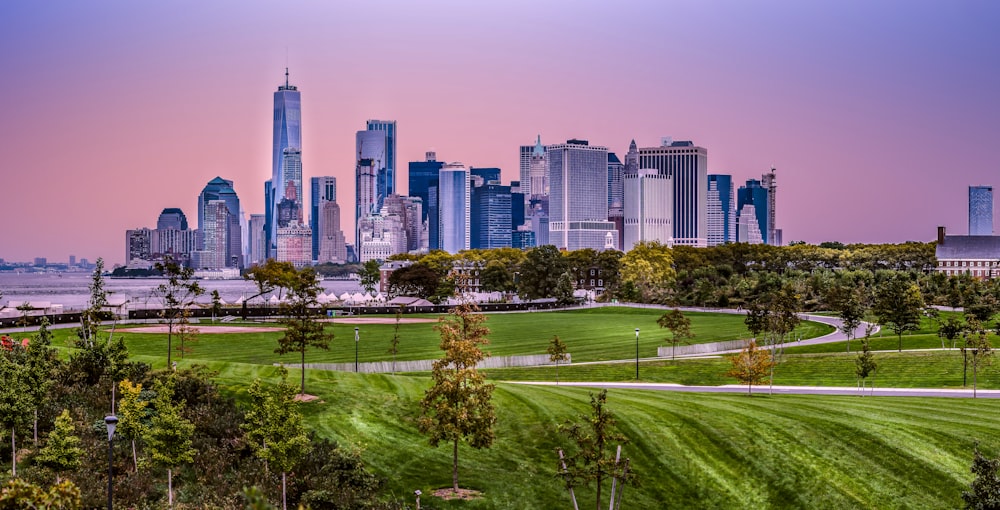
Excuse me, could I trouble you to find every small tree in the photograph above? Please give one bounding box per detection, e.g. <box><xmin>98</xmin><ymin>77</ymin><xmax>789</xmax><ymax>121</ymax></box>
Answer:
<box><xmin>175</xmin><ymin>309</ymin><xmax>199</xmax><ymax>360</ymax></box>
<box><xmin>34</xmin><ymin>409</ymin><xmax>83</xmax><ymax>483</ymax></box>
<box><xmin>0</xmin><ymin>479</ymin><xmax>82</xmax><ymax>509</ymax></box>
<box><xmin>210</xmin><ymin>290</ymin><xmax>222</xmax><ymax>323</ymax></box>
<box><xmin>387</xmin><ymin>305</ymin><xmax>404</xmax><ymax>375</ymax></box>
<box><xmin>0</xmin><ymin>352</ymin><xmax>32</xmax><ymax>477</ymax></box>
<box><xmin>153</xmin><ymin>258</ymin><xmax>204</xmax><ymax>368</ymax></box>
<box><xmin>117</xmin><ymin>379</ymin><xmax>149</xmax><ymax>472</ymax></box>
<box><xmin>965</xmin><ymin>324</ymin><xmax>993</xmax><ymax>398</ymax></box>
<box><xmin>243</xmin><ymin>259</ymin><xmax>296</xmax><ymax>319</ymax></box>
<box><xmin>547</xmin><ymin>335</ymin><xmax>569</xmax><ymax>385</ymax></box>
<box><xmin>79</xmin><ymin>258</ymin><xmax>109</xmax><ymax>345</ymax></box>
<box><xmin>418</xmin><ymin>303</ymin><xmax>496</xmax><ymax>493</ymax></box>
<box><xmin>146</xmin><ymin>376</ymin><xmax>196</xmax><ymax>508</ymax></box>
<box><xmin>837</xmin><ymin>292</ymin><xmax>866</xmax><ymax>352</ymax></box>
<box><xmin>727</xmin><ymin>339</ymin><xmax>774</xmax><ymax>396</ymax></box>
<box><xmin>555</xmin><ymin>271</ymin><xmax>577</xmax><ymax>306</ymax></box>
<box><xmin>855</xmin><ymin>337</ymin><xmax>878</xmax><ymax>396</ymax></box>
<box><xmin>16</xmin><ymin>302</ymin><xmax>32</xmax><ymax>332</ymax></box>
<box><xmin>657</xmin><ymin>309</ymin><xmax>694</xmax><ymax>360</ymax></box>
<box><xmin>359</xmin><ymin>260</ymin><xmax>381</xmax><ymax>294</ymax></box>
<box><xmin>242</xmin><ymin>367</ymin><xmax>311</xmax><ymax>510</ymax></box>
<box><xmin>26</xmin><ymin>318</ymin><xmax>57</xmax><ymax>444</ymax></box>
<box><xmin>275</xmin><ymin>267</ymin><xmax>333</xmax><ymax>395</ymax></box>
<box><xmin>962</xmin><ymin>442</ymin><xmax>1000</xmax><ymax>509</ymax></box>
<box><xmin>558</xmin><ymin>390</ymin><xmax>636</xmax><ymax>510</ymax></box>
<box><xmin>873</xmin><ymin>275</ymin><xmax>923</xmax><ymax>352</ymax></box>
<box><xmin>939</xmin><ymin>315</ymin><xmax>967</xmax><ymax>349</ymax></box>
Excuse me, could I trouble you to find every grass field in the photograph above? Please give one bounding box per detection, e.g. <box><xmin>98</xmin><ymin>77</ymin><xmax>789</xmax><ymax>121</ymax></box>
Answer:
<box><xmin>112</xmin><ymin>307</ymin><xmax>834</xmax><ymax>365</ymax></box>
<box><xmin>131</xmin><ymin>357</ymin><xmax>1000</xmax><ymax>509</ymax></box>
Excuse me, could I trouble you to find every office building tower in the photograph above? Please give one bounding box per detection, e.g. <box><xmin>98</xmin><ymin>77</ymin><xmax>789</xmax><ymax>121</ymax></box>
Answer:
<box><xmin>197</xmin><ymin>177</ymin><xmax>243</xmax><ymax>268</ymax></box>
<box><xmin>125</xmin><ymin>228</ymin><xmax>153</xmax><ymax>264</ymax></box>
<box><xmin>384</xmin><ymin>194</ymin><xmax>423</xmax><ymax>252</ymax></box>
<box><xmin>192</xmin><ymin>200</ymin><xmax>231</xmax><ymax>269</ymax></box>
<box><xmin>276</xmin><ymin>224</ymin><xmax>312</xmax><ymax>268</ymax></box>
<box><xmin>267</xmin><ymin>69</ymin><xmax>302</xmax><ymax>258</ymax></box>
<box><xmin>311</xmin><ymin>176</ymin><xmax>337</xmax><ymax>260</ymax></box>
<box><xmin>355</xmin><ymin>155</ymin><xmax>378</xmax><ymax>246</ymax></box>
<box><xmin>761</xmin><ymin>167</ymin><xmax>778</xmax><ymax>245</ymax></box>
<box><xmin>471</xmin><ymin>167</ymin><xmax>501</xmax><ymax>184</ymax></box>
<box><xmin>472</xmin><ymin>182</ymin><xmax>512</xmax><ymax>249</ymax></box>
<box><xmin>519</xmin><ymin>137</ymin><xmax>536</xmax><ymax>195</ymax></box>
<box><xmin>624</xmin><ymin>139</ymin><xmax>639</xmax><ymax>175</ymax></box>
<box><xmin>366</xmin><ymin>120</ymin><xmax>397</xmax><ymax>198</ymax></box>
<box><xmin>69</xmin><ymin>255</ymin><xmax>76</xmax><ymax>266</ymax></box>
<box><xmin>736</xmin><ymin>179</ymin><xmax>769</xmax><ymax>244</ymax></box>
<box><xmin>275</xmin><ymin>148</ymin><xmax>303</xmax><ymax>230</ymax></box>
<box><xmin>511</xmin><ymin>180</ymin><xmax>525</xmax><ymax>230</ymax></box>
<box><xmin>428</xmin><ymin>186</ymin><xmax>440</xmax><ymax>250</ymax></box>
<box><xmin>970</xmin><ymin>185</ymin><xmax>994</xmax><ymax>235</ymax></box>
<box><xmin>409</xmin><ymin>152</ymin><xmax>443</xmax><ymax>223</ymax></box>
<box><xmin>548</xmin><ymin>140</ymin><xmax>618</xmax><ymax>251</ymax></box>
<box><xmin>623</xmin><ymin>169</ymin><xmax>673</xmax><ymax>251</ymax></box>
<box><xmin>317</xmin><ymin>201</ymin><xmax>347</xmax><ymax>263</ymax></box>
<box><xmin>638</xmin><ymin>140</ymin><xmax>708</xmax><ymax>247</ymax></box>
<box><xmin>438</xmin><ymin>163</ymin><xmax>471</xmax><ymax>253</ymax></box>
<box><xmin>248</xmin><ymin>214</ymin><xmax>266</xmax><ymax>266</ymax></box>
<box><xmin>608</xmin><ymin>152</ymin><xmax>625</xmax><ymax>249</ymax></box>
<box><xmin>157</xmin><ymin>208</ymin><xmax>188</xmax><ymax>231</ymax></box>
<box><xmin>706</xmin><ymin>175</ymin><xmax>736</xmax><ymax>246</ymax></box>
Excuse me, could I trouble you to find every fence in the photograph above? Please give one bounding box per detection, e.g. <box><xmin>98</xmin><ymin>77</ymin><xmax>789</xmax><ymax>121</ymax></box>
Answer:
<box><xmin>299</xmin><ymin>353</ymin><xmax>571</xmax><ymax>374</ymax></box>
<box><xmin>657</xmin><ymin>339</ymin><xmax>749</xmax><ymax>357</ymax></box>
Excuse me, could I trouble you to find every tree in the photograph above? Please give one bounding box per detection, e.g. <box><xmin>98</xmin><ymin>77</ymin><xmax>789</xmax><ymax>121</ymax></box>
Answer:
<box><xmin>0</xmin><ymin>352</ymin><xmax>31</xmax><ymax>477</ymax></box>
<box><xmin>387</xmin><ymin>305</ymin><xmax>404</xmax><ymax>375</ymax></box>
<box><xmin>873</xmin><ymin>274</ymin><xmax>923</xmax><ymax>352</ymax></box>
<box><xmin>0</xmin><ymin>478</ymin><xmax>82</xmax><ymax>509</ymax></box>
<box><xmin>962</xmin><ymin>442</ymin><xmax>1000</xmax><ymax>509</ymax></box>
<box><xmin>558</xmin><ymin>390</ymin><xmax>636</xmax><ymax>510</ymax></box>
<box><xmin>519</xmin><ymin>245</ymin><xmax>568</xmax><ymax>300</ymax></box>
<box><xmin>26</xmin><ymin>318</ymin><xmax>57</xmax><ymax>444</ymax></box>
<box><xmin>965</xmin><ymin>321</ymin><xmax>993</xmax><ymax>398</ymax></box>
<box><xmin>175</xmin><ymin>309</ymin><xmax>199</xmax><ymax>360</ymax></box>
<box><xmin>243</xmin><ymin>259</ymin><xmax>296</xmax><ymax>319</ymax></box>
<box><xmin>619</xmin><ymin>241</ymin><xmax>675</xmax><ymax>303</ymax></box>
<box><xmin>210</xmin><ymin>290</ymin><xmax>222</xmax><ymax>322</ymax></box>
<box><xmin>547</xmin><ymin>335</ymin><xmax>569</xmax><ymax>385</ymax></box>
<box><xmin>79</xmin><ymin>258</ymin><xmax>108</xmax><ymax>345</ymax></box>
<box><xmin>16</xmin><ymin>302</ymin><xmax>32</xmax><ymax>332</ymax></box>
<box><xmin>855</xmin><ymin>337</ymin><xmax>877</xmax><ymax>396</ymax></box>
<box><xmin>117</xmin><ymin>379</ymin><xmax>149</xmax><ymax>472</ymax></box>
<box><xmin>359</xmin><ymin>259</ymin><xmax>381</xmax><ymax>294</ymax></box>
<box><xmin>153</xmin><ymin>258</ymin><xmax>204</xmax><ymax>368</ymax></box>
<box><xmin>386</xmin><ymin>263</ymin><xmax>440</xmax><ymax>300</ymax></box>
<box><xmin>275</xmin><ymin>267</ymin><xmax>333</xmax><ymax>395</ymax></box>
<box><xmin>418</xmin><ymin>303</ymin><xmax>496</xmax><ymax>493</ymax></box>
<box><xmin>479</xmin><ymin>260</ymin><xmax>516</xmax><ymax>296</ymax></box>
<box><xmin>835</xmin><ymin>291</ymin><xmax>866</xmax><ymax>352</ymax></box>
<box><xmin>727</xmin><ymin>339</ymin><xmax>774</xmax><ymax>396</ymax></box>
<box><xmin>146</xmin><ymin>376</ymin><xmax>196</xmax><ymax>508</ymax></box>
<box><xmin>555</xmin><ymin>271</ymin><xmax>577</xmax><ymax>306</ymax></box>
<box><xmin>938</xmin><ymin>315</ymin><xmax>966</xmax><ymax>349</ymax></box>
<box><xmin>657</xmin><ymin>309</ymin><xmax>694</xmax><ymax>360</ymax></box>
<box><xmin>242</xmin><ymin>367</ymin><xmax>311</xmax><ymax>510</ymax></box>
<box><xmin>34</xmin><ymin>409</ymin><xmax>83</xmax><ymax>483</ymax></box>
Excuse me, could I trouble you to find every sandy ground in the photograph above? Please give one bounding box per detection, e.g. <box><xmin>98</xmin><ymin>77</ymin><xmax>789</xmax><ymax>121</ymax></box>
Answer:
<box><xmin>124</xmin><ymin>325</ymin><xmax>281</xmax><ymax>334</ymax></box>
<box><xmin>323</xmin><ymin>317</ymin><xmax>437</xmax><ymax>324</ymax></box>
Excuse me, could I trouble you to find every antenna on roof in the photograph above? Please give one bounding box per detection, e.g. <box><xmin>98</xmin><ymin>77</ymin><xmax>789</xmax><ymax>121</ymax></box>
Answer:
<box><xmin>285</xmin><ymin>67</ymin><xmax>289</xmax><ymax>88</ymax></box>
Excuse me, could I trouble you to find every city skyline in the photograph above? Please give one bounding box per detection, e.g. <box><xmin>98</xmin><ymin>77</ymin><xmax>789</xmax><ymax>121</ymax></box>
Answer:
<box><xmin>2</xmin><ymin>1</ymin><xmax>999</xmax><ymax>264</ymax></box>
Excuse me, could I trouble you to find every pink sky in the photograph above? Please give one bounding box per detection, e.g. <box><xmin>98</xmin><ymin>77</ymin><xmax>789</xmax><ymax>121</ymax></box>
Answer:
<box><xmin>1</xmin><ymin>1</ymin><xmax>999</xmax><ymax>265</ymax></box>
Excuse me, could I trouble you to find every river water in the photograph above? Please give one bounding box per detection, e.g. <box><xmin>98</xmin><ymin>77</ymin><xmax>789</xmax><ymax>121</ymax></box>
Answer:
<box><xmin>0</xmin><ymin>272</ymin><xmax>363</xmax><ymax>310</ymax></box>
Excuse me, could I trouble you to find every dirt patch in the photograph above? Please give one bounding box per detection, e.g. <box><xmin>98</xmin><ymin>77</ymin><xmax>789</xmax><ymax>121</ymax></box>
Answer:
<box><xmin>294</xmin><ymin>393</ymin><xmax>321</xmax><ymax>403</ymax></box>
<box><xmin>324</xmin><ymin>317</ymin><xmax>437</xmax><ymax>325</ymax></box>
<box><xmin>123</xmin><ymin>325</ymin><xmax>282</xmax><ymax>334</ymax></box>
<box><xmin>432</xmin><ymin>488</ymin><xmax>483</xmax><ymax>500</ymax></box>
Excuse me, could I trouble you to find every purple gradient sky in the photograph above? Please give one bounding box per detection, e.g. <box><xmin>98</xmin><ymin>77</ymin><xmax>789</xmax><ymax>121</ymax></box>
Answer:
<box><xmin>2</xmin><ymin>1</ymin><xmax>999</xmax><ymax>265</ymax></box>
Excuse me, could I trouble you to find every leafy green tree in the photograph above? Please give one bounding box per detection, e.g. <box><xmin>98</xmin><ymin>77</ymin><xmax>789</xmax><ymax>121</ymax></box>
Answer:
<box><xmin>0</xmin><ymin>478</ymin><xmax>82</xmax><ymax>509</ymax></box>
<box><xmin>479</xmin><ymin>260</ymin><xmax>516</xmax><ymax>295</ymax></box>
<box><xmin>519</xmin><ymin>245</ymin><xmax>568</xmax><ymax>300</ymax></box>
<box><xmin>727</xmin><ymin>339</ymin><xmax>774</xmax><ymax>396</ymax></box>
<box><xmin>26</xmin><ymin>318</ymin><xmax>57</xmax><ymax>444</ymax></box>
<box><xmin>153</xmin><ymin>258</ymin><xmax>204</xmax><ymax>368</ymax></box>
<box><xmin>359</xmin><ymin>259</ymin><xmax>381</xmax><ymax>294</ymax></box>
<box><xmin>386</xmin><ymin>262</ymin><xmax>441</xmax><ymax>299</ymax></box>
<box><xmin>388</xmin><ymin>305</ymin><xmax>404</xmax><ymax>375</ymax></box>
<box><xmin>963</xmin><ymin>443</ymin><xmax>1000</xmax><ymax>509</ymax></box>
<box><xmin>873</xmin><ymin>274</ymin><xmax>923</xmax><ymax>352</ymax></box>
<box><xmin>0</xmin><ymin>352</ymin><xmax>31</xmax><ymax>477</ymax></box>
<box><xmin>657</xmin><ymin>309</ymin><xmax>694</xmax><ymax>360</ymax></box>
<box><xmin>619</xmin><ymin>241</ymin><xmax>675</xmax><ymax>303</ymax></box>
<box><xmin>558</xmin><ymin>390</ymin><xmax>636</xmax><ymax>510</ymax></box>
<box><xmin>835</xmin><ymin>291</ymin><xmax>866</xmax><ymax>352</ymax></box>
<box><xmin>547</xmin><ymin>335</ymin><xmax>569</xmax><ymax>385</ymax></box>
<box><xmin>78</xmin><ymin>258</ymin><xmax>108</xmax><ymax>345</ymax></box>
<box><xmin>418</xmin><ymin>303</ymin><xmax>496</xmax><ymax>493</ymax></box>
<box><xmin>16</xmin><ymin>302</ymin><xmax>32</xmax><ymax>332</ymax></box>
<box><xmin>210</xmin><ymin>290</ymin><xmax>222</xmax><ymax>322</ymax></box>
<box><xmin>242</xmin><ymin>367</ymin><xmax>311</xmax><ymax>510</ymax></box>
<box><xmin>939</xmin><ymin>315</ymin><xmax>967</xmax><ymax>349</ymax></box>
<box><xmin>275</xmin><ymin>267</ymin><xmax>333</xmax><ymax>395</ymax></box>
<box><xmin>117</xmin><ymin>379</ymin><xmax>149</xmax><ymax>472</ymax></box>
<box><xmin>555</xmin><ymin>271</ymin><xmax>577</xmax><ymax>306</ymax></box>
<box><xmin>964</xmin><ymin>320</ymin><xmax>993</xmax><ymax>398</ymax></box>
<box><xmin>34</xmin><ymin>409</ymin><xmax>83</xmax><ymax>483</ymax></box>
<box><xmin>243</xmin><ymin>259</ymin><xmax>296</xmax><ymax>319</ymax></box>
<box><xmin>146</xmin><ymin>376</ymin><xmax>196</xmax><ymax>508</ymax></box>
<box><xmin>855</xmin><ymin>337</ymin><xmax>877</xmax><ymax>396</ymax></box>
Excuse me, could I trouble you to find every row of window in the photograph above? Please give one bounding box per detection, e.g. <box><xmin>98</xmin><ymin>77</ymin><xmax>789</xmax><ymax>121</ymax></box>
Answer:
<box><xmin>939</xmin><ymin>260</ymin><xmax>996</xmax><ymax>267</ymax></box>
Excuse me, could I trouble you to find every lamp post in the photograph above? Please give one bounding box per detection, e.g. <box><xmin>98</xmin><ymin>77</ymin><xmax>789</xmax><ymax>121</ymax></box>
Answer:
<box><xmin>354</xmin><ymin>327</ymin><xmax>360</xmax><ymax>373</ymax></box>
<box><xmin>635</xmin><ymin>328</ymin><xmax>640</xmax><ymax>381</ymax></box>
<box><xmin>104</xmin><ymin>415</ymin><xmax>118</xmax><ymax>510</ymax></box>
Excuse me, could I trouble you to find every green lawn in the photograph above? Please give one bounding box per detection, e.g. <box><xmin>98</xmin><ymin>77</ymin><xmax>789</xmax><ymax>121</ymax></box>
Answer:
<box><xmin>141</xmin><ymin>356</ymin><xmax>1000</xmax><ymax>509</ymax></box>
<box><xmin>114</xmin><ymin>307</ymin><xmax>833</xmax><ymax>365</ymax></box>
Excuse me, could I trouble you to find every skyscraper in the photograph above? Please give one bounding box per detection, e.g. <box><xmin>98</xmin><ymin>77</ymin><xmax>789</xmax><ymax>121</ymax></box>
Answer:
<box><xmin>623</xmin><ymin>169</ymin><xmax>673</xmax><ymax>251</ymax></box>
<box><xmin>638</xmin><ymin>140</ymin><xmax>708</xmax><ymax>247</ymax></box>
<box><xmin>156</xmin><ymin>208</ymin><xmax>188</xmax><ymax>231</ymax></box>
<box><xmin>761</xmin><ymin>167</ymin><xmax>778</xmax><ymax>245</ymax></box>
<box><xmin>366</xmin><ymin>120</ymin><xmax>397</xmax><ymax>199</ymax></box>
<box><xmin>409</xmin><ymin>152</ymin><xmax>443</xmax><ymax>251</ymax></box>
<box><xmin>471</xmin><ymin>182</ymin><xmax>512</xmax><ymax>249</ymax></box>
<box><xmin>607</xmin><ymin>152</ymin><xmax>625</xmax><ymax>249</ymax></box>
<box><xmin>970</xmin><ymin>185</ymin><xmax>994</xmax><ymax>235</ymax></box>
<box><xmin>548</xmin><ymin>140</ymin><xmax>618</xmax><ymax>251</ymax></box>
<box><xmin>311</xmin><ymin>176</ymin><xmax>337</xmax><ymax>260</ymax></box>
<box><xmin>194</xmin><ymin>200</ymin><xmax>231</xmax><ymax>269</ymax></box>
<box><xmin>267</xmin><ymin>69</ymin><xmax>302</xmax><ymax>258</ymax></box>
<box><xmin>197</xmin><ymin>177</ymin><xmax>243</xmax><ymax>268</ymax></box>
<box><xmin>248</xmin><ymin>214</ymin><xmax>266</xmax><ymax>266</ymax></box>
<box><xmin>438</xmin><ymin>163</ymin><xmax>470</xmax><ymax>253</ymax></box>
<box><xmin>276</xmin><ymin>148</ymin><xmax>303</xmax><ymax>229</ymax></box>
<box><xmin>736</xmin><ymin>179</ymin><xmax>769</xmax><ymax>245</ymax></box>
<box><xmin>707</xmin><ymin>175</ymin><xmax>736</xmax><ymax>246</ymax></box>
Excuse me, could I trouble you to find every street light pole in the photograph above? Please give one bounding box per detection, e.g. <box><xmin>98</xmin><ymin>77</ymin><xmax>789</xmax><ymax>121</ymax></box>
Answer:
<box><xmin>354</xmin><ymin>327</ymin><xmax>360</xmax><ymax>373</ymax></box>
<box><xmin>635</xmin><ymin>328</ymin><xmax>640</xmax><ymax>381</ymax></box>
<box><xmin>104</xmin><ymin>415</ymin><xmax>118</xmax><ymax>510</ymax></box>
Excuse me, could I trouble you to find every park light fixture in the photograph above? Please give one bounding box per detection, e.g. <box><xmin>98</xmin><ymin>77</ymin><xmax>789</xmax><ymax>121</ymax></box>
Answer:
<box><xmin>355</xmin><ymin>327</ymin><xmax>360</xmax><ymax>373</ymax></box>
<box><xmin>104</xmin><ymin>415</ymin><xmax>118</xmax><ymax>510</ymax></box>
<box><xmin>635</xmin><ymin>328</ymin><xmax>640</xmax><ymax>381</ymax></box>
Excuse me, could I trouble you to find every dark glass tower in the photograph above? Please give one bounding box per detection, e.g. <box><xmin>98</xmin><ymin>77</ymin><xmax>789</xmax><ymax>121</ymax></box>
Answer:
<box><xmin>198</xmin><ymin>177</ymin><xmax>243</xmax><ymax>268</ymax></box>
<box><xmin>267</xmin><ymin>69</ymin><xmax>301</xmax><ymax>257</ymax></box>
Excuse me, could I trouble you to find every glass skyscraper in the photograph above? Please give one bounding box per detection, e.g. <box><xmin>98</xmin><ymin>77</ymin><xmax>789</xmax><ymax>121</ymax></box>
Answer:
<box><xmin>969</xmin><ymin>185</ymin><xmax>994</xmax><ymax>235</ymax></box>
<box><xmin>311</xmin><ymin>176</ymin><xmax>337</xmax><ymax>260</ymax></box>
<box><xmin>736</xmin><ymin>179</ymin><xmax>769</xmax><ymax>245</ymax></box>
<box><xmin>707</xmin><ymin>174</ymin><xmax>736</xmax><ymax>246</ymax></box>
<box><xmin>366</xmin><ymin>120</ymin><xmax>397</xmax><ymax>199</ymax></box>
<box><xmin>438</xmin><ymin>163</ymin><xmax>470</xmax><ymax>253</ymax></box>
<box><xmin>197</xmin><ymin>177</ymin><xmax>243</xmax><ymax>268</ymax></box>
<box><xmin>638</xmin><ymin>140</ymin><xmax>708</xmax><ymax>247</ymax></box>
<box><xmin>267</xmin><ymin>69</ymin><xmax>301</xmax><ymax>258</ymax></box>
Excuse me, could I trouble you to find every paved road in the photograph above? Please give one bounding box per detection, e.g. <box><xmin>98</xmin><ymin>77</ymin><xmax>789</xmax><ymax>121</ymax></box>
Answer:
<box><xmin>510</xmin><ymin>381</ymin><xmax>1000</xmax><ymax>399</ymax></box>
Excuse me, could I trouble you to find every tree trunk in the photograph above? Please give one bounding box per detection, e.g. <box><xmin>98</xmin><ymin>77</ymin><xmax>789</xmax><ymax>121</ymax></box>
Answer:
<box><xmin>973</xmin><ymin>357</ymin><xmax>978</xmax><ymax>399</ymax></box>
<box><xmin>301</xmin><ymin>347</ymin><xmax>306</xmax><ymax>395</ymax></box>
<box><xmin>897</xmin><ymin>333</ymin><xmax>902</xmax><ymax>353</ymax></box>
<box><xmin>132</xmin><ymin>439</ymin><xmax>138</xmax><ymax>472</ymax></box>
<box><xmin>282</xmin><ymin>471</ymin><xmax>287</xmax><ymax>510</ymax></box>
<box><xmin>452</xmin><ymin>438</ymin><xmax>459</xmax><ymax>492</ymax></box>
<box><xmin>556</xmin><ymin>361</ymin><xmax>560</xmax><ymax>385</ymax></box>
<box><xmin>167</xmin><ymin>321</ymin><xmax>173</xmax><ymax>368</ymax></box>
<box><xmin>595</xmin><ymin>466</ymin><xmax>602</xmax><ymax>510</ymax></box>
<box><xmin>33</xmin><ymin>409</ymin><xmax>38</xmax><ymax>445</ymax></box>
<box><xmin>10</xmin><ymin>427</ymin><xmax>15</xmax><ymax>477</ymax></box>
<box><xmin>168</xmin><ymin>468</ymin><xmax>173</xmax><ymax>508</ymax></box>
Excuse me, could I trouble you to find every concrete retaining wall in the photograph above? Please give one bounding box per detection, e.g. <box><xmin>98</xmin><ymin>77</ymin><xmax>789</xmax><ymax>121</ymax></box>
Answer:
<box><xmin>658</xmin><ymin>339</ymin><xmax>749</xmax><ymax>357</ymax></box>
<box><xmin>300</xmin><ymin>353</ymin><xmax>570</xmax><ymax>374</ymax></box>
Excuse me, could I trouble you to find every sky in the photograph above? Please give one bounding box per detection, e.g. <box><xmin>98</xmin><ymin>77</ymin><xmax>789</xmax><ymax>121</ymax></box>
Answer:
<box><xmin>1</xmin><ymin>0</ymin><xmax>999</xmax><ymax>265</ymax></box>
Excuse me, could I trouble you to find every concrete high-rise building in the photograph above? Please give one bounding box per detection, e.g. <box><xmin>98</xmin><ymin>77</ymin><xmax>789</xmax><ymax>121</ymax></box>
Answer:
<box><xmin>471</xmin><ymin>182</ymin><xmax>512</xmax><ymax>249</ymax></box>
<box><xmin>607</xmin><ymin>152</ymin><xmax>625</xmax><ymax>249</ymax></box>
<box><xmin>197</xmin><ymin>177</ymin><xmax>243</xmax><ymax>268</ymax></box>
<box><xmin>276</xmin><ymin>224</ymin><xmax>312</xmax><ymax>268</ymax></box>
<box><xmin>248</xmin><ymin>214</ymin><xmax>266</xmax><ymax>266</ymax></box>
<box><xmin>317</xmin><ymin>201</ymin><xmax>347</xmax><ymax>263</ymax></box>
<box><xmin>156</xmin><ymin>208</ymin><xmax>188</xmax><ymax>230</ymax></box>
<box><xmin>384</xmin><ymin>194</ymin><xmax>422</xmax><ymax>252</ymax></box>
<box><xmin>519</xmin><ymin>135</ymin><xmax>547</xmax><ymax>199</ymax></box>
<box><xmin>761</xmin><ymin>167</ymin><xmax>778</xmax><ymax>246</ymax></box>
<box><xmin>438</xmin><ymin>163</ymin><xmax>471</xmax><ymax>253</ymax></box>
<box><xmin>193</xmin><ymin>200</ymin><xmax>231</xmax><ymax>269</ymax></box>
<box><xmin>638</xmin><ymin>140</ymin><xmax>708</xmax><ymax>247</ymax></box>
<box><xmin>736</xmin><ymin>179</ymin><xmax>769</xmax><ymax>244</ymax></box>
<box><xmin>623</xmin><ymin>169</ymin><xmax>673</xmax><ymax>251</ymax></box>
<box><xmin>624</xmin><ymin>139</ymin><xmax>639</xmax><ymax>175</ymax></box>
<box><xmin>311</xmin><ymin>176</ymin><xmax>337</xmax><ymax>260</ymax></box>
<box><xmin>356</xmin><ymin>130</ymin><xmax>387</xmax><ymax>245</ymax></box>
<box><xmin>267</xmin><ymin>69</ymin><xmax>302</xmax><ymax>258</ymax></box>
<box><xmin>707</xmin><ymin>175</ymin><xmax>736</xmax><ymax>246</ymax></box>
<box><xmin>125</xmin><ymin>228</ymin><xmax>153</xmax><ymax>264</ymax></box>
<box><xmin>276</xmin><ymin>148</ymin><xmax>303</xmax><ymax>230</ymax></box>
<box><xmin>548</xmin><ymin>140</ymin><xmax>618</xmax><ymax>251</ymax></box>
<box><xmin>970</xmin><ymin>185</ymin><xmax>994</xmax><ymax>235</ymax></box>
<box><xmin>366</xmin><ymin>120</ymin><xmax>397</xmax><ymax>199</ymax></box>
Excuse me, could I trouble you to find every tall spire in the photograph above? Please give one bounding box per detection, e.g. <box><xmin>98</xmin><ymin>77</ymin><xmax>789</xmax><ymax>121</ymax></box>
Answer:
<box><xmin>533</xmin><ymin>134</ymin><xmax>544</xmax><ymax>155</ymax></box>
<box><xmin>285</xmin><ymin>67</ymin><xmax>289</xmax><ymax>88</ymax></box>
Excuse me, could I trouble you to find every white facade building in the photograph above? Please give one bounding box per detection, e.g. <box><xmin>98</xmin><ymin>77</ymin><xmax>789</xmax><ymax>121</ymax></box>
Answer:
<box><xmin>548</xmin><ymin>140</ymin><xmax>618</xmax><ymax>251</ymax></box>
<box><xmin>438</xmin><ymin>163</ymin><xmax>471</xmax><ymax>253</ymax></box>
<box><xmin>623</xmin><ymin>169</ymin><xmax>673</xmax><ymax>251</ymax></box>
